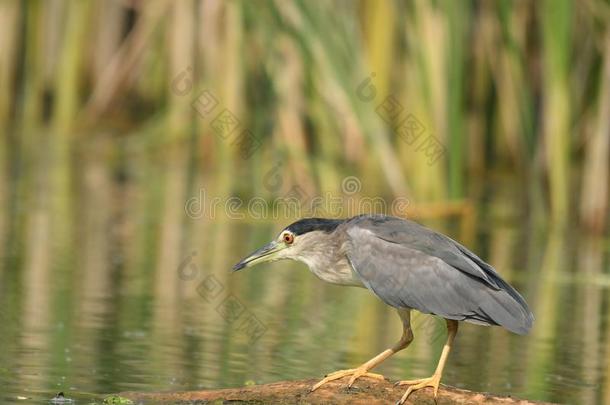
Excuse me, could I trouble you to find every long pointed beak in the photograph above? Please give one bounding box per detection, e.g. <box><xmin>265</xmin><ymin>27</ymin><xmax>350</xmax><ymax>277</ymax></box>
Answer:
<box><xmin>232</xmin><ymin>241</ymin><xmax>284</xmax><ymax>271</ymax></box>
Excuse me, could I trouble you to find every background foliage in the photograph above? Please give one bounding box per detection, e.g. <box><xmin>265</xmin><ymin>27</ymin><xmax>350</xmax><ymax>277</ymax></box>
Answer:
<box><xmin>0</xmin><ymin>1</ymin><xmax>610</xmax><ymax>404</ymax></box>
<box><xmin>1</xmin><ymin>0</ymin><xmax>609</xmax><ymax>233</ymax></box>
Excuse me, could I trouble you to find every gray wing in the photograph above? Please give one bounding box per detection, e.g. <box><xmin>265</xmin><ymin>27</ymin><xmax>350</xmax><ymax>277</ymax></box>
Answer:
<box><xmin>343</xmin><ymin>215</ymin><xmax>534</xmax><ymax>335</ymax></box>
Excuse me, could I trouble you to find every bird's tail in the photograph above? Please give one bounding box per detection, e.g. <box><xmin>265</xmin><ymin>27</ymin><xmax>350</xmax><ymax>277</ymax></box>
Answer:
<box><xmin>468</xmin><ymin>280</ymin><xmax>534</xmax><ymax>335</ymax></box>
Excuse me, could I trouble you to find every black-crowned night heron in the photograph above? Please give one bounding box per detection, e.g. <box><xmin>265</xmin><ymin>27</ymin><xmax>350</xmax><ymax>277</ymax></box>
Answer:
<box><xmin>233</xmin><ymin>214</ymin><xmax>533</xmax><ymax>404</ymax></box>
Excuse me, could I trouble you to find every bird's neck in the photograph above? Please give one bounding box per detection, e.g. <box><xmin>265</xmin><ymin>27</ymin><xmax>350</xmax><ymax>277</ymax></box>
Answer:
<box><xmin>295</xmin><ymin>232</ymin><xmax>363</xmax><ymax>287</ymax></box>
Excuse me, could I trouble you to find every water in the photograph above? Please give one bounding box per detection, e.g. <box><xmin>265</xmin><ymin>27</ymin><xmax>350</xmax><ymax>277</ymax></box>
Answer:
<box><xmin>0</xmin><ymin>163</ymin><xmax>609</xmax><ymax>405</ymax></box>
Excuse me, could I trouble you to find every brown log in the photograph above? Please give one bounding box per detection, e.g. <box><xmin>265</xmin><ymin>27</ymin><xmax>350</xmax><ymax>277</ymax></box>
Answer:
<box><xmin>118</xmin><ymin>376</ymin><xmax>554</xmax><ymax>404</ymax></box>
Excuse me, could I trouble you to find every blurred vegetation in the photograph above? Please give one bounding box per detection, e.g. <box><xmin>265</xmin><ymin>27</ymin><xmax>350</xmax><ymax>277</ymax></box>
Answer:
<box><xmin>1</xmin><ymin>0</ymin><xmax>610</xmax><ymax>232</ymax></box>
<box><xmin>0</xmin><ymin>2</ymin><xmax>609</xmax><ymax>404</ymax></box>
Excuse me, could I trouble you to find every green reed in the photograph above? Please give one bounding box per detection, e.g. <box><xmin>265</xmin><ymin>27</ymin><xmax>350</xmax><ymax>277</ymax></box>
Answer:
<box><xmin>1</xmin><ymin>0</ymin><xmax>609</xmax><ymax>233</ymax></box>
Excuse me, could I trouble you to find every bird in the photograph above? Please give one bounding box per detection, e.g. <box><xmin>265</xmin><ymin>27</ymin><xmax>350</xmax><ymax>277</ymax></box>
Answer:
<box><xmin>232</xmin><ymin>214</ymin><xmax>534</xmax><ymax>404</ymax></box>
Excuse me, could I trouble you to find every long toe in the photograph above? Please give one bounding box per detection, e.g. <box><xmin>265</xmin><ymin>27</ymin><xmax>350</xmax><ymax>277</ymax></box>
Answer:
<box><xmin>395</xmin><ymin>374</ymin><xmax>441</xmax><ymax>404</ymax></box>
<box><xmin>310</xmin><ymin>368</ymin><xmax>385</xmax><ymax>392</ymax></box>
<box><xmin>347</xmin><ymin>370</ymin><xmax>385</xmax><ymax>388</ymax></box>
<box><xmin>394</xmin><ymin>377</ymin><xmax>429</xmax><ymax>386</ymax></box>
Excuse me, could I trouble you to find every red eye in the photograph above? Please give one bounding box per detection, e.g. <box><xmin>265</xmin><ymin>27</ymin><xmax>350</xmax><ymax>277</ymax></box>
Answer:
<box><xmin>283</xmin><ymin>233</ymin><xmax>294</xmax><ymax>244</ymax></box>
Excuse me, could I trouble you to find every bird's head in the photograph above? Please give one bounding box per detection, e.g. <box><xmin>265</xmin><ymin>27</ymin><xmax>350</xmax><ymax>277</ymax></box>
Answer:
<box><xmin>232</xmin><ymin>218</ymin><xmax>343</xmax><ymax>271</ymax></box>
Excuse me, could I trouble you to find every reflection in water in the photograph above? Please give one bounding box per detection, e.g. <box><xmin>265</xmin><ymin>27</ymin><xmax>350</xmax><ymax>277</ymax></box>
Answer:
<box><xmin>0</xmin><ymin>147</ymin><xmax>608</xmax><ymax>405</ymax></box>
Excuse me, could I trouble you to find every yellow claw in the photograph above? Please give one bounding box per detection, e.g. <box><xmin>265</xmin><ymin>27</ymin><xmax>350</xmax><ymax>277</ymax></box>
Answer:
<box><xmin>395</xmin><ymin>374</ymin><xmax>442</xmax><ymax>404</ymax></box>
<box><xmin>310</xmin><ymin>368</ymin><xmax>385</xmax><ymax>392</ymax></box>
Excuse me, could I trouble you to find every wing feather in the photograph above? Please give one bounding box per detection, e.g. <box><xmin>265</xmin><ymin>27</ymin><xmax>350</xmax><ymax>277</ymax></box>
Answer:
<box><xmin>342</xmin><ymin>215</ymin><xmax>534</xmax><ymax>335</ymax></box>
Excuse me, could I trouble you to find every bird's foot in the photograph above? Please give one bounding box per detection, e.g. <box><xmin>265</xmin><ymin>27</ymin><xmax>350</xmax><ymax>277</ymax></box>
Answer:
<box><xmin>394</xmin><ymin>373</ymin><xmax>441</xmax><ymax>404</ymax></box>
<box><xmin>310</xmin><ymin>367</ymin><xmax>385</xmax><ymax>392</ymax></box>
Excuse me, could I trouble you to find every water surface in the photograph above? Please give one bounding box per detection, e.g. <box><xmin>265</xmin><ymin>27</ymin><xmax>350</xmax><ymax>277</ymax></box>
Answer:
<box><xmin>0</xmin><ymin>162</ymin><xmax>608</xmax><ymax>405</ymax></box>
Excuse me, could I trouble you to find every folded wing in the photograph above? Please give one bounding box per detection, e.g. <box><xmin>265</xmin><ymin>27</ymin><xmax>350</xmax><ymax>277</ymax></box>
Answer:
<box><xmin>343</xmin><ymin>215</ymin><xmax>534</xmax><ymax>335</ymax></box>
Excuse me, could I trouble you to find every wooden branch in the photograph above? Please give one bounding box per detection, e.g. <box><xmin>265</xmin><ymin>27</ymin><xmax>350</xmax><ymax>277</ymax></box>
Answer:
<box><xmin>118</xmin><ymin>377</ymin><xmax>554</xmax><ymax>404</ymax></box>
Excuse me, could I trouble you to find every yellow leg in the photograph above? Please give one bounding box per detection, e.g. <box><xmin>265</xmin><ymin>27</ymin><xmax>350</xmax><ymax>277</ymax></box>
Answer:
<box><xmin>395</xmin><ymin>319</ymin><xmax>458</xmax><ymax>404</ymax></box>
<box><xmin>311</xmin><ymin>309</ymin><xmax>413</xmax><ymax>392</ymax></box>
